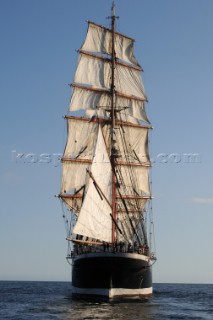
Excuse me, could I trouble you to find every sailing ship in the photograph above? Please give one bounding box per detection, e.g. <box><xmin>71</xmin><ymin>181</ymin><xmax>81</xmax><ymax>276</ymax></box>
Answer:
<box><xmin>58</xmin><ymin>2</ymin><xmax>156</xmax><ymax>300</ymax></box>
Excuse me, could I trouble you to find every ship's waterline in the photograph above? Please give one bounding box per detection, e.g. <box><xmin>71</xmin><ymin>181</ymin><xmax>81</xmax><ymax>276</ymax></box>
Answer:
<box><xmin>72</xmin><ymin>286</ymin><xmax>153</xmax><ymax>299</ymax></box>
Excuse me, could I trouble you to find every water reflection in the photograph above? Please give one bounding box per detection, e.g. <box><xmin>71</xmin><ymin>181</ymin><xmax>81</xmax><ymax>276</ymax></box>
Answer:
<box><xmin>61</xmin><ymin>298</ymin><xmax>160</xmax><ymax>320</ymax></box>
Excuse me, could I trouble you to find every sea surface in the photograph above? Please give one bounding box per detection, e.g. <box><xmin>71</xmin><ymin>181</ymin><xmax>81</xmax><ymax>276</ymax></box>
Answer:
<box><xmin>0</xmin><ymin>282</ymin><xmax>212</xmax><ymax>320</ymax></box>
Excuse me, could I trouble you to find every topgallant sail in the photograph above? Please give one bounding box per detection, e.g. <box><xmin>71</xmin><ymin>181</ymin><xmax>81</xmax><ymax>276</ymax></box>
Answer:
<box><xmin>58</xmin><ymin>2</ymin><xmax>156</xmax><ymax>300</ymax></box>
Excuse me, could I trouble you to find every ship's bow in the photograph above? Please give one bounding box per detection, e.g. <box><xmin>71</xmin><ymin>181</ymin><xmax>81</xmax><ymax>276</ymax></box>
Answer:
<box><xmin>72</xmin><ymin>252</ymin><xmax>153</xmax><ymax>300</ymax></box>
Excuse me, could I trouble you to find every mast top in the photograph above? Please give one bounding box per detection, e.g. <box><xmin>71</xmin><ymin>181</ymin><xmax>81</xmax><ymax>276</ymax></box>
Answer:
<box><xmin>112</xmin><ymin>0</ymin><xmax>115</xmax><ymax>17</ymax></box>
<box><xmin>107</xmin><ymin>0</ymin><xmax>119</xmax><ymax>22</ymax></box>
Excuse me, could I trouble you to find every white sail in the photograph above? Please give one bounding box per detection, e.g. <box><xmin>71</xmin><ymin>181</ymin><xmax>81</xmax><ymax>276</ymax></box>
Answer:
<box><xmin>64</xmin><ymin>117</ymin><xmax>98</xmax><ymax>158</ymax></box>
<box><xmin>74</xmin><ymin>53</ymin><xmax>110</xmax><ymax>89</ymax></box>
<box><xmin>70</xmin><ymin>86</ymin><xmax>110</xmax><ymax>112</ymax></box>
<box><xmin>116</xmin><ymin>96</ymin><xmax>150</xmax><ymax>124</ymax></box>
<box><xmin>74</xmin><ymin>53</ymin><xmax>146</xmax><ymax>100</ymax></box>
<box><xmin>73</xmin><ymin>126</ymin><xmax>113</xmax><ymax>242</ymax></box>
<box><xmin>69</xmin><ymin>86</ymin><xmax>150</xmax><ymax>123</ymax></box>
<box><xmin>116</xmin><ymin>63</ymin><xmax>146</xmax><ymax>100</ymax></box>
<box><xmin>81</xmin><ymin>21</ymin><xmax>140</xmax><ymax>67</ymax></box>
<box><xmin>117</xmin><ymin>164</ymin><xmax>150</xmax><ymax>196</ymax></box>
<box><xmin>61</xmin><ymin>160</ymin><xmax>90</xmax><ymax>193</ymax></box>
<box><xmin>92</xmin><ymin>122</ymin><xmax>150</xmax><ymax>162</ymax></box>
<box><xmin>61</xmin><ymin>118</ymin><xmax>99</xmax><ymax>194</ymax></box>
<box><xmin>113</xmin><ymin>126</ymin><xmax>150</xmax><ymax>163</ymax></box>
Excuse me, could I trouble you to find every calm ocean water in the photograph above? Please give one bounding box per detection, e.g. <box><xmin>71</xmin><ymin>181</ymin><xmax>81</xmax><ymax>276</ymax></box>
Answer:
<box><xmin>0</xmin><ymin>281</ymin><xmax>212</xmax><ymax>320</ymax></box>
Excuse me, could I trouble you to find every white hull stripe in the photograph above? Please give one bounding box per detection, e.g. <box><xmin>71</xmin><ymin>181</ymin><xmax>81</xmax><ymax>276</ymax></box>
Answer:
<box><xmin>72</xmin><ymin>286</ymin><xmax>152</xmax><ymax>298</ymax></box>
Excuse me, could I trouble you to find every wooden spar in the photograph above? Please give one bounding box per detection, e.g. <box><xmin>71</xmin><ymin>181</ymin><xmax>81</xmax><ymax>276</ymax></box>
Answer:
<box><xmin>66</xmin><ymin>237</ymin><xmax>103</xmax><ymax>245</ymax></box>
<box><xmin>61</xmin><ymin>158</ymin><xmax>92</xmax><ymax>164</ymax></box>
<box><xmin>59</xmin><ymin>194</ymin><xmax>151</xmax><ymax>200</ymax></box>
<box><xmin>116</xmin><ymin>91</ymin><xmax>148</xmax><ymax>102</ymax></box>
<box><xmin>115</xmin><ymin>59</ymin><xmax>143</xmax><ymax>72</ymax></box>
<box><xmin>59</xmin><ymin>193</ymin><xmax>151</xmax><ymax>200</ymax></box>
<box><xmin>110</xmin><ymin>214</ymin><xmax>123</xmax><ymax>234</ymax></box>
<box><xmin>71</xmin><ymin>83</ymin><xmax>109</xmax><ymax>93</ymax></box>
<box><xmin>62</xmin><ymin>157</ymin><xmax>151</xmax><ymax>167</ymax></box>
<box><xmin>116</xmin><ymin>161</ymin><xmax>151</xmax><ymax>167</ymax></box>
<box><xmin>79</xmin><ymin>50</ymin><xmax>143</xmax><ymax>71</ymax></box>
<box><xmin>65</xmin><ymin>114</ymin><xmax>153</xmax><ymax>129</ymax></box>
<box><xmin>58</xmin><ymin>194</ymin><xmax>83</xmax><ymax>199</ymax></box>
<box><xmin>116</xmin><ymin>195</ymin><xmax>151</xmax><ymax>200</ymax></box>
<box><xmin>79</xmin><ymin>50</ymin><xmax>110</xmax><ymax>62</ymax></box>
<box><xmin>86</xmin><ymin>169</ymin><xmax>112</xmax><ymax>208</ymax></box>
<box><xmin>70</xmin><ymin>83</ymin><xmax>147</xmax><ymax>102</ymax></box>
<box><xmin>111</xmin><ymin>119</ymin><xmax>152</xmax><ymax>129</ymax></box>
<box><xmin>116</xmin><ymin>210</ymin><xmax>145</xmax><ymax>213</ymax></box>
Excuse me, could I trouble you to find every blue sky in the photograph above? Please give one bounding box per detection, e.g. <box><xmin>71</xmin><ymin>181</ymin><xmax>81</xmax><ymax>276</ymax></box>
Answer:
<box><xmin>0</xmin><ymin>0</ymin><xmax>213</xmax><ymax>283</ymax></box>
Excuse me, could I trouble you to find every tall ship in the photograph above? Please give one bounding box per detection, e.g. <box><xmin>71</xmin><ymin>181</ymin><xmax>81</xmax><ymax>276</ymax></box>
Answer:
<box><xmin>58</xmin><ymin>2</ymin><xmax>156</xmax><ymax>300</ymax></box>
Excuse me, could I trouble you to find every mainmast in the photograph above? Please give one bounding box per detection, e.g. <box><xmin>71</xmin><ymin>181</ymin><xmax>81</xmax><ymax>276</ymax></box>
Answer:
<box><xmin>110</xmin><ymin>1</ymin><xmax>118</xmax><ymax>243</ymax></box>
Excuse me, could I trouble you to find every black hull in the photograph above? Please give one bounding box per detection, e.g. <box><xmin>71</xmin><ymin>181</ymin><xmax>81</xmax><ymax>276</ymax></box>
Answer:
<box><xmin>72</xmin><ymin>252</ymin><xmax>152</xmax><ymax>299</ymax></box>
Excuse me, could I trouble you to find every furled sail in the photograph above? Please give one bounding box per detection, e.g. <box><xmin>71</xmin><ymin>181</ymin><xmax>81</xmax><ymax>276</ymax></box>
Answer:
<box><xmin>73</xmin><ymin>126</ymin><xmax>112</xmax><ymax>242</ymax></box>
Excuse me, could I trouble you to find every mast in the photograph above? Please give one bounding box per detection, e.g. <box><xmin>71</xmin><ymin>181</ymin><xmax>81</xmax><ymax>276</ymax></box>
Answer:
<box><xmin>110</xmin><ymin>1</ymin><xmax>118</xmax><ymax>243</ymax></box>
